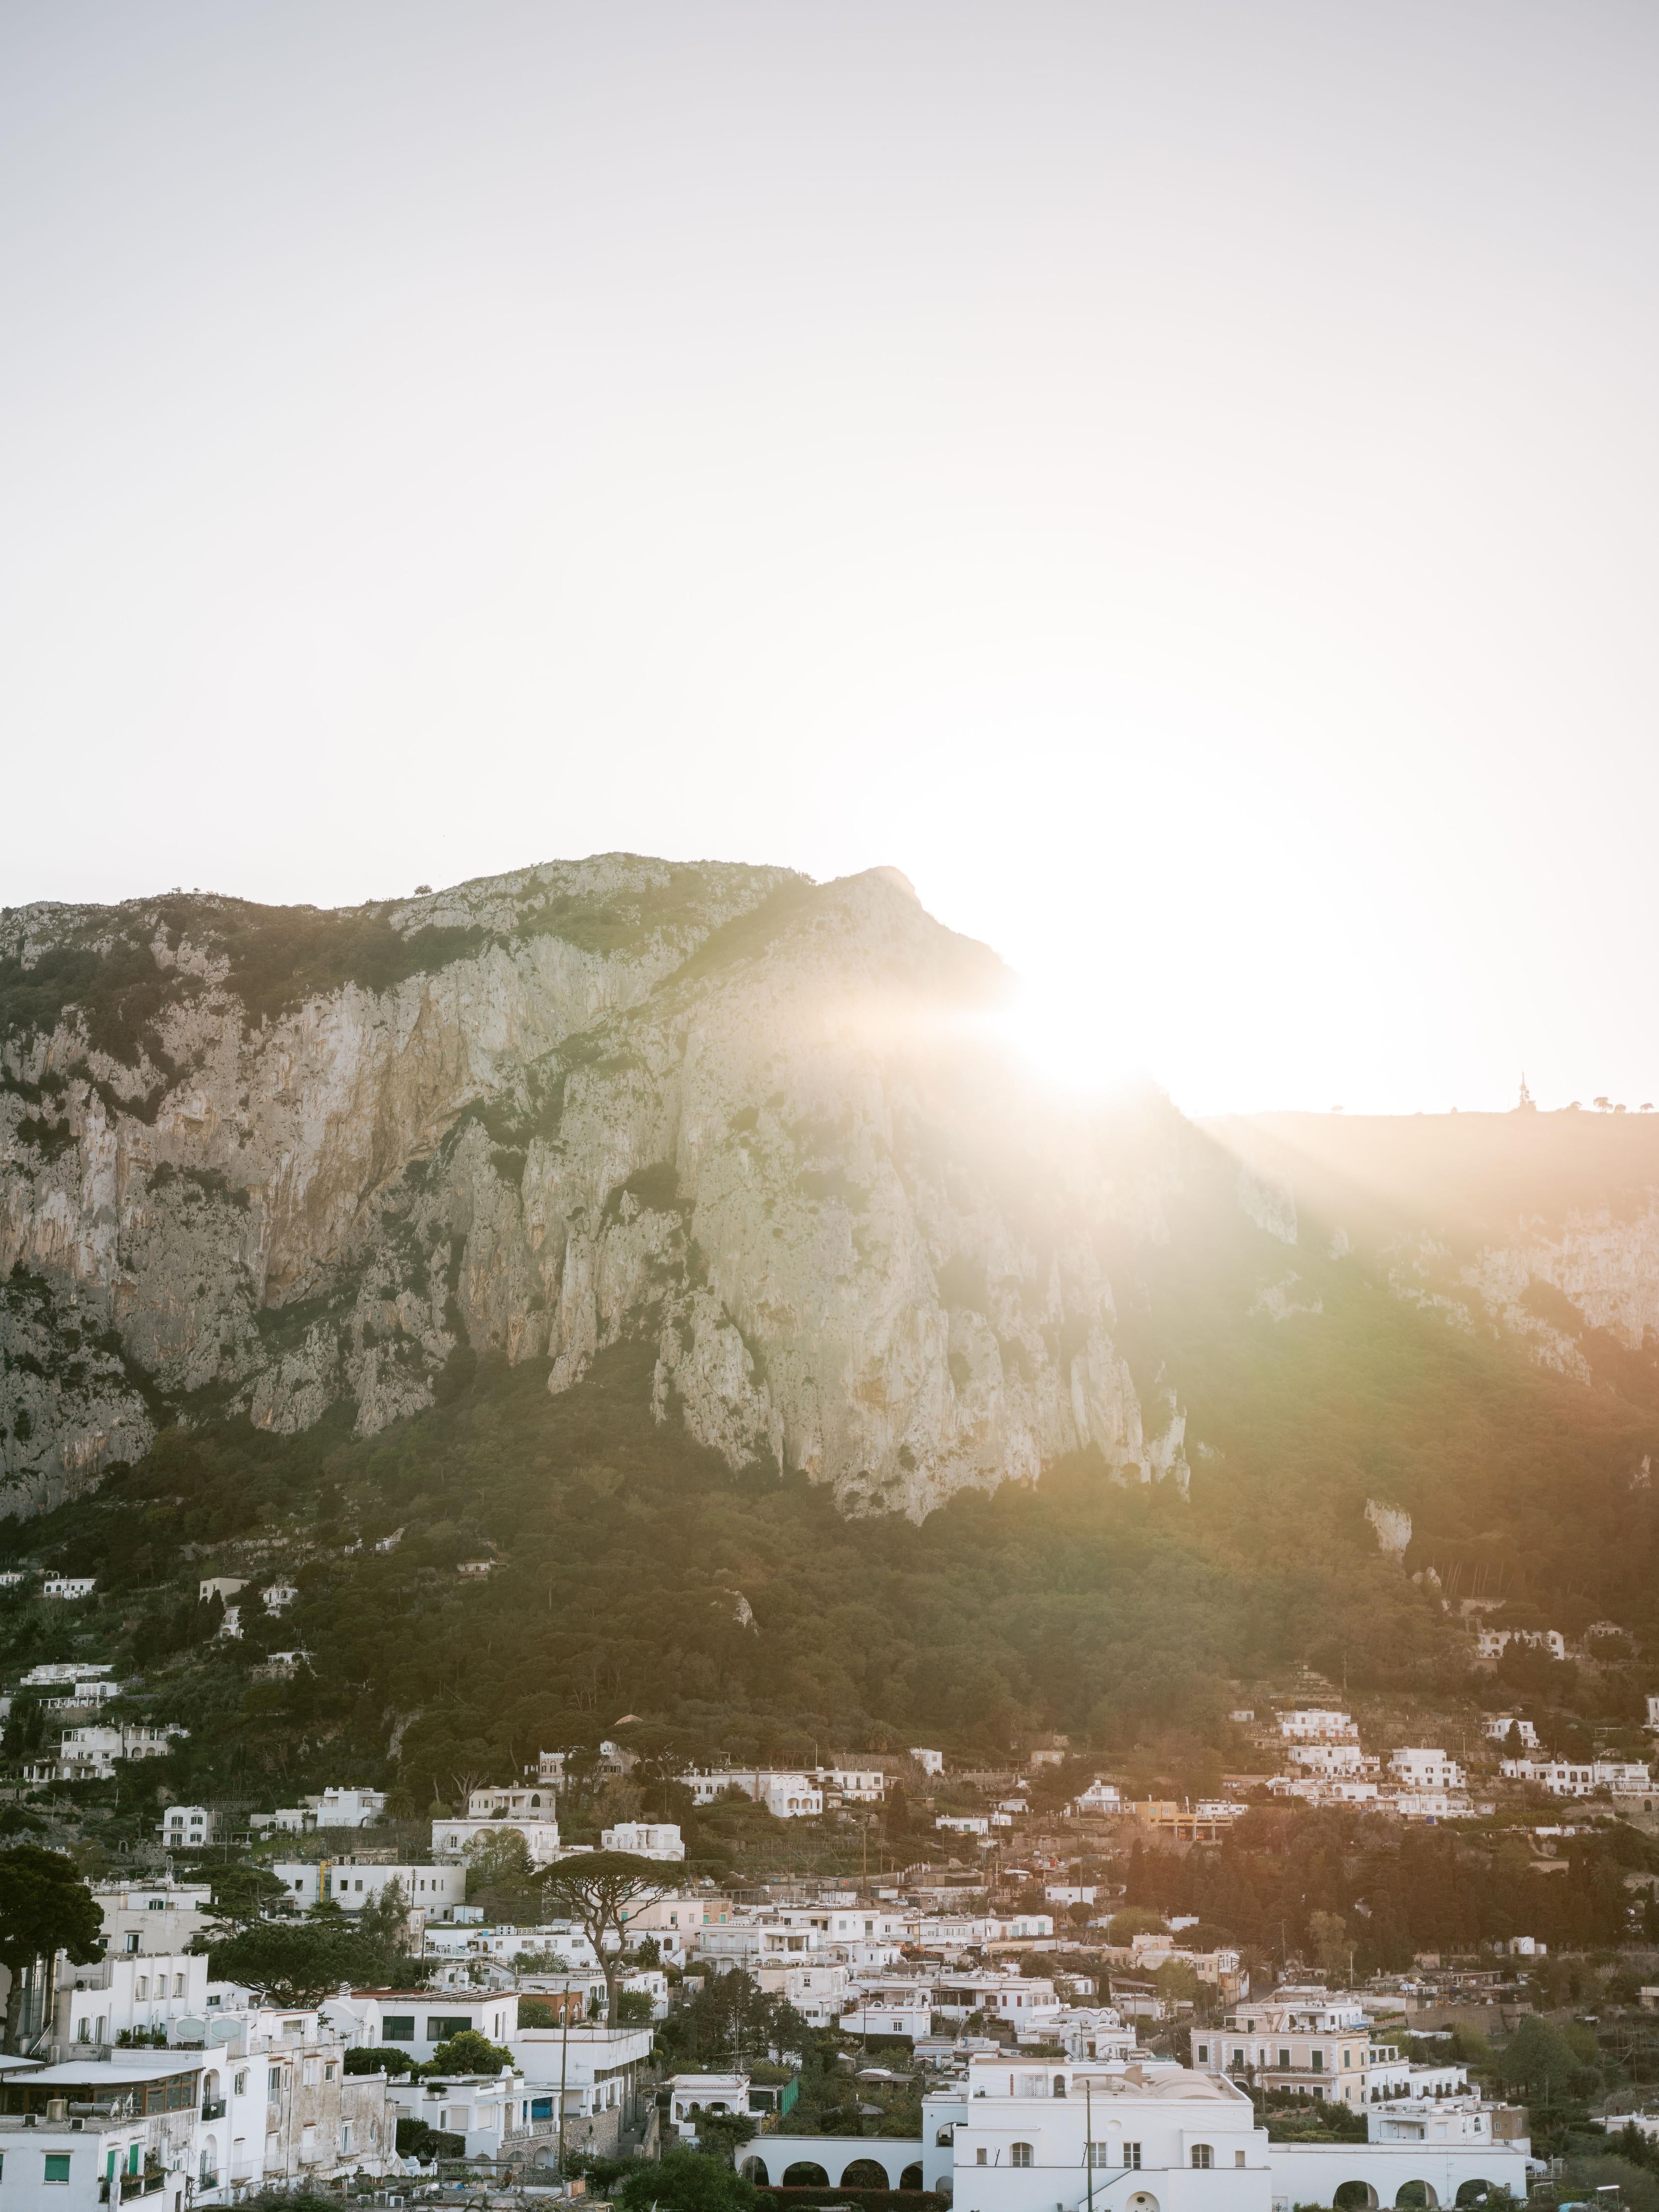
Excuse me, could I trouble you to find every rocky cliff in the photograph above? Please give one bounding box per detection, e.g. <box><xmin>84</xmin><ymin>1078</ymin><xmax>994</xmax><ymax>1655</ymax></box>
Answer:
<box><xmin>1218</xmin><ymin>1107</ymin><xmax>1659</xmax><ymax>1394</ymax></box>
<box><xmin>1</xmin><ymin>855</ymin><xmax>1207</xmax><ymax>1520</ymax></box>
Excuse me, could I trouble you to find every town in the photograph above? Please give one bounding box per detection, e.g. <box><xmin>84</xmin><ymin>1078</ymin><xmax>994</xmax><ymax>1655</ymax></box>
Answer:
<box><xmin>6</xmin><ymin>1651</ymin><xmax>1659</xmax><ymax>2212</ymax></box>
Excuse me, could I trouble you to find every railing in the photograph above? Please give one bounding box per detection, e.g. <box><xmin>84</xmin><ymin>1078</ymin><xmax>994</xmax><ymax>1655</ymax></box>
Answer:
<box><xmin>201</xmin><ymin>2101</ymin><xmax>227</xmax><ymax>2120</ymax></box>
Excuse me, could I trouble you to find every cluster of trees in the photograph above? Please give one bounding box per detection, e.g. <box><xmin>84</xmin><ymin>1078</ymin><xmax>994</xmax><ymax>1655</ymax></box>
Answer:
<box><xmin>0</xmin><ymin>1844</ymin><xmax>103</xmax><ymax>2051</ymax></box>
<box><xmin>1120</xmin><ymin>1810</ymin><xmax>1658</xmax><ymax>1972</ymax></box>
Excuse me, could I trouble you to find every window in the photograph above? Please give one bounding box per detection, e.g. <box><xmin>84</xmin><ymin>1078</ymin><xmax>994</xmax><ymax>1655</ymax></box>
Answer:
<box><xmin>136</xmin><ymin>1978</ymin><xmax>148</xmax><ymax>2000</ymax></box>
<box><xmin>427</xmin><ymin>2018</ymin><xmax>471</xmax><ymax>2040</ymax></box>
<box><xmin>126</xmin><ymin>1933</ymin><xmax>139</xmax><ymax>1953</ymax></box>
<box><xmin>1011</xmin><ymin>2144</ymin><xmax>1034</xmax><ymax>2169</ymax></box>
<box><xmin>341</xmin><ymin>2124</ymin><xmax>353</xmax><ymax>2153</ymax></box>
<box><xmin>1236</xmin><ymin>2152</ymin><xmax>1246</xmax><ymax>2169</ymax></box>
<box><xmin>1311</xmin><ymin>2050</ymin><xmax>1324</xmax><ymax>2071</ymax></box>
<box><xmin>1343</xmin><ymin>2049</ymin><xmax>1352</xmax><ymax>2069</ymax></box>
<box><xmin>1279</xmin><ymin>2049</ymin><xmax>1291</xmax><ymax>2070</ymax></box>
<box><xmin>77</xmin><ymin>2019</ymin><xmax>91</xmax><ymax>2042</ymax></box>
<box><xmin>268</xmin><ymin>2069</ymin><xmax>282</xmax><ymax>2101</ymax></box>
<box><xmin>1192</xmin><ymin>2146</ymin><xmax>1214</xmax><ymax>2170</ymax></box>
<box><xmin>324</xmin><ymin>2063</ymin><xmax>336</xmax><ymax>2082</ymax></box>
<box><xmin>1123</xmin><ymin>2145</ymin><xmax>1142</xmax><ymax>2168</ymax></box>
<box><xmin>175</xmin><ymin>1975</ymin><xmax>186</xmax><ymax>1997</ymax></box>
<box><xmin>383</xmin><ymin>2017</ymin><xmax>415</xmax><ymax>2041</ymax></box>
<box><xmin>235</xmin><ymin>2074</ymin><xmax>247</xmax><ymax>2096</ymax></box>
<box><xmin>1196</xmin><ymin>2043</ymin><xmax>1210</xmax><ymax>2064</ymax></box>
<box><xmin>45</xmin><ymin>2155</ymin><xmax>72</xmax><ymax>2184</ymax></box>
<box><xmin>302</xmin><ymin>2060</ymin><xmax>319</xmax><ymax>2087</ymax></box>
<box><xmin>975</xmin><ymin>2150</ymin><xmax>987</xmax><ymax>2167</ymax></box>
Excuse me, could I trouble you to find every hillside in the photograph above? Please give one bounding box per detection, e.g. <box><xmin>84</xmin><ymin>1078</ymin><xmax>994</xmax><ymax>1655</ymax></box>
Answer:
<box><xmin>2</xmin><ymin>857</ymin><xmax>1659</xmax><ymax>1814</ymax></box>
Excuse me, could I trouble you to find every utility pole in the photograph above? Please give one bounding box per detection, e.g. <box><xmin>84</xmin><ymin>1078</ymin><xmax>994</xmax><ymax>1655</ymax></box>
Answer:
<box><xmin>556</xmin><ymin>1982</ymin><xmax>572</xmax><ymax>2176</ymax></box>
<box><xmin>1086</xmin><ymin>2080</ymin><xmax>1095</xmax><ymax>2212</ymax></box>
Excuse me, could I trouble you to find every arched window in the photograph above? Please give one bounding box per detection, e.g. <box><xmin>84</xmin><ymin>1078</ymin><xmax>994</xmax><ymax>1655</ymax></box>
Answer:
<box><xmin>1191</xmin><ymin>2146</ymin><xmax>1214</xmax><ymax>2169</ymax></box>
<box><xmin>1054</xmin><ymin>2076</ymin><xmax>1067</xmax><ymax>2097</ymax></box>
<box><xmin>1011</xmin><ymin>2144</ymin><xmax>1034</xmax><ymax>2168</ymax></box>
<box><xmin>935</xmin><ymin>2127</ymin><xmax>955</xmax><ymax>2147</ymax></box>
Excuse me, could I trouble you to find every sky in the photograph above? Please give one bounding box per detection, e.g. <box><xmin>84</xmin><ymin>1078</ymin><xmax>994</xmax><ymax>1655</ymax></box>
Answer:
<box><xmin>3</xmin><ymin>2</ymin><xmax>1657</xmax><ymax>1119</ymax></box>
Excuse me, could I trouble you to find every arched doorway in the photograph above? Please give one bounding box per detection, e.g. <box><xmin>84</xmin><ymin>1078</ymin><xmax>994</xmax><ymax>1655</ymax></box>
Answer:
<box><xmin>841</xmin><ymin>2160</ymin><xmax>891</xmax><ymax>2188</ymax></box>
<box><xmin>1396</xmin><ymin>2184</ymin><xmax>1439</xmax><ymax>2208</ymax></box>
<box><xmin>1336</xmin><ymin>2184</ymin><xmax>1380</xmax><ymax>2210</ymax></box>
<box><xmin>740</xmin><ymin>2157</ymin><xmax>769</xmax><ymax>2185</ymax></box>
<box><xmin>901</xmin><ymin>2164</ymin><xmax>924</xmax><ymax>2190</ymax></box>
<box><xmin>1127</xmin><ymin>2193</ymin><xmax>1160</xmax><ymax>2212</ymax></box>
<box><xmin>1455</xmin><ymin>2183</ymin><xmax>1494</xmax><ymax>2206</ymax></box>
<box><xmin>783</xmin><ymin>2165</ymin><xmax>830</xmax><ymax>2188</ymax></box>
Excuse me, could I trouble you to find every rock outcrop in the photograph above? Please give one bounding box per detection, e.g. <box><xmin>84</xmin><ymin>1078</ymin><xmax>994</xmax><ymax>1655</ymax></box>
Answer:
<box><xmin>2</xmin><ymin>855</ymin><xmax>1210</xmax><ymax>1519</ymax></box>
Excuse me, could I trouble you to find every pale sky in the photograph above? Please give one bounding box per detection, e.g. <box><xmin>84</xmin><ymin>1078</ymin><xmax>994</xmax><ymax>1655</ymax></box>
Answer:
<box><xmin>3</xmin><ymin>3</ymin><xmax>1657</xmax><ymax>1117</ymax></box>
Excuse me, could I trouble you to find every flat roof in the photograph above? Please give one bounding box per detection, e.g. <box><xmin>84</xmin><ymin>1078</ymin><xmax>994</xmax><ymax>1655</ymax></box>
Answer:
<box><xmin>16</xmin><ymin>2061</ymin><xmax>203</xmax><ymax>2085</ymax></box>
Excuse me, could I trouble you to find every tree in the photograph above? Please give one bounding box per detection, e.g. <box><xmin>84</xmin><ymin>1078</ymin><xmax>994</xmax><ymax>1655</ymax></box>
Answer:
<box><xmin>1307</xmin><ymin>1909</ymin><xmax>1349</xmax><ymax>1982</ymax></box>
<box><xmin>1493</xmin><ymin>2015</ymin><xmax>1584</xmax><ymax>2115</ymax></box>
<box><xmin>355</xmin><ymin>1879</ymin><xmax>415</xmax><ymax>1978</ymax></box>
<box><xmin>0</xmin><ymin>1846</ymin><xmax>104</xmax><ymax>2053</ymax></box>
<box><xmin>536</xmin><ymin>1851</ymin><xmax>673</xmax><ymax>2021</ymax></box>
<box><xmin>616</xmin><ymin>2149</ymin><xmax>758</xmax><ymax>2212</ymax></box>
<box><xmin>425</xmin><ymin>2028</ymin><xmax>513</xmax><ymax>2077</ymax></box>
<box><xmin>206</xmin><ymin>1863</ymin><xmax>291</xmax><ymax>1930</ymax></box>
<box><xmin>345</xmin><ymin>2045</ymin><xmax>416</xmax><ymax>2076</ymax></box>
<box><xmin>203</xmin><ymin>1920</ymin><xmax>414</xmax><ymax>2008</ymax></box>
<box><xmin>695</xmin><ymin>2112</ymin><xmax>759</xmax><ymax>2166</ymax></box>
<box><xmin>464</xmin><ymin>1829</ymin><xmax>544</xmax><ymax>1924</ymax></box>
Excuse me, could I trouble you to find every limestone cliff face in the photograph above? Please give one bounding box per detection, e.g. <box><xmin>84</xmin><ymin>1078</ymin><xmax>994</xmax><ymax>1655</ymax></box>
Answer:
<box><xmin>1</xmin><ymin>855</ymin><xmax>1205</xmax><ymax>1520</ymax></box>
<box><xmin>1217</xmin><ymin>1107</ymin><xmax>1659</xmax><ymax>1395</ymax></box>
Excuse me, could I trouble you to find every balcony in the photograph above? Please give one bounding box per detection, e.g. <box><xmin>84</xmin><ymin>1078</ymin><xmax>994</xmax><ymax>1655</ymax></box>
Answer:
<box><xmin>200</xmin><ymin>2101</ymin><xmax>226</xmax><ymax>2120</ymax></box>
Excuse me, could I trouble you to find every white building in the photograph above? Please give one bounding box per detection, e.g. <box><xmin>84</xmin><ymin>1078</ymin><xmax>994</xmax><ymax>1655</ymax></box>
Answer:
<box><xmin>1476</xmin><ymin>1627</ymin><xmax>1566</xmax><ymax>1661</ymax></box>
<box><xmin>1201</xmin><ymin>1990</ymin><xmax>1376</xmax><ymax>2103</ymax></box>
<box><xmin>1647</xmin><ymin>1694</ymin><xmax>1659</xmax><ymax>1731</ymax></box>
<box><xmin>433</xmin><ymin>1784</ymin><xmax>562</xmax><ymax>1865</ymax></box>
<box><xmin>92</xmin><ymin>1880</ymin><xmax>215</xmax><ymax>1959</ymax></box>
<box><xmin>310</xmin><ymin>1786</ymin><xmax>387</xmax><ymax>1829</ymax></box>
<box><xmin>933</xmin><ymin>1973</ymin><xmax>1064</xmax><ymax>2024</ymax></box>
<box><xmin>1388</xmin><ymin>1749</ymin><xmax>1466</xmax><ymax>1792</ymax></box>
<box><xmin>1070</xmin><ymin>1780</ymin><xmax>1123</xmax><ymax>1815</ymax></box>
<box><xmin>34</xmin><ymin>1723</ymin><xmax>185</xmax><ymax>1783</ymax></box>
<box><xmin>1289</xmin><ymin>1744</ymin><xmax>1375</xmax><ymax>1776</ymax></box>
<box><xmin>841</xmin><ymin>1993</ymin><xmax>934</xmax><ymax>2041</ymax></box>
<box><xmin>911</xmin><ymin>1749</ymin><xmax>946</xmax><ymax>1777</ymax></box>
<box><xmin>1482</xmin><ymin>1714</ymin><xmax>1539</xmax><ymax>1749</ymax></box>
<box><xmin>159</xmin><ymin>1806</ymin><xmax>217</xmax><ymax>1849</ymax></box>
<box><xmin>600</xmin><ymin>1821</ymin><xmax>685</xmax><ymax>1859</ymax></box>
<box><xmin>386</xmin><ymin>2066</ymin><xmax>530</xmax><ymax>2160</ymax></box>
<box><xmin>508</xmin><ymin>2023</ymin><xmax>655</xmax><ymax>2128</ymax></box>
<box><xmin>55</xmin><ymin>1951</ymin><xmax>211</xmax><ymax>2047</ymax></box>
<box><xmin>322</xmin><ymin>1986</ymin><xmax>520</xmax><ymax>2066</ymax></box>
<box><xmin>678</xmin><ymin>1768</ymin><xmax>823</xmax><ymax>1818</ymax></box>
<box><xmin>1277</xmin><ymin>1709</ymin><xmax>1359</xmax><ymax>1743</ymax></box>
<box><xmin>20</xmin><ymin>1663</ymin><xmax>114</xmax><ymax>1687</ymax></box>
<box><xmin>273</xmin><ymin>1859</ymin><xmax>464</xmax><ymax>1915</ymax></box>
<box><xmin>197</xmin><ymin>1577</ymin><xmax>247</xmax><ymax>1606</ymax></box>
<box><xmin>262</xmin><ymin>1582</ymin><xmax>298</xmax><ymax>1612</ymax></box>
<box><xmin>1500</xmin><ymin>1756</ymin><xmax>1651</xmax><ymax>1797</ymax></box>
<box><xmin>0</xmin><ymin>2016</ymin><xmax>396</xmax><ymax>2210</ymax></box>
<box><xmin>937</xmin><ymin>1815</ymin><xmax>990</xmax><ymax>1837</ymax></box>
<box><xmin>815</xmin><ymin>1764</ymin><xmax>889</xmax><ymax>1803</ymax></box>
<box><xmin>43</xmin><ymin>1575</ymin><xmax>96</xmax><ymax>1600</ymax></box>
